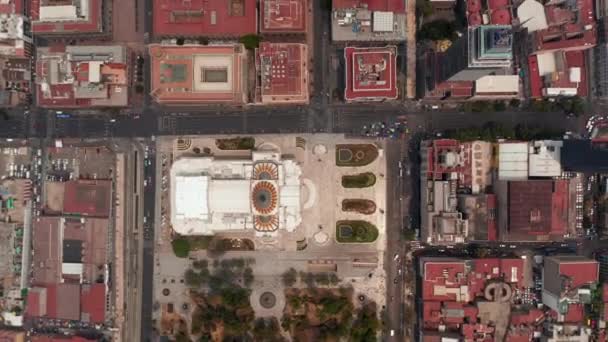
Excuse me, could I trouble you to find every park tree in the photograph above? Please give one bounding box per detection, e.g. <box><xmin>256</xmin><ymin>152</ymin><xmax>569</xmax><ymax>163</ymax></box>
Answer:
<box><xmin>192</xmin><ymin>259</ymin><xmax>208</xmax><ymax>270</ymax></box>
<box><xmin>239</xmin><ymin>34</ymin><xmax>261</xmax><ymax>50</ymax></box>
<box><xmin>282</xmin><ymin>268</ymin><xmax>298</xmax><ymax>287</ymax></box>
<box><xmin>184</xmin><ymin>269</ymin><xmax>201</xmax><ymax>288</ymax></box>
<box><xmin>251</xmin><ymin>318</ymin><xmax>285</xmax><ymax>342</ymax></box>
<box><xmin>350</xmin><ymin>305</ymin><xmax>379</xmax><ymax>342</ymax></box>
<box><xmin>171</xmin><ymin>237</ymin><xmax>190</xmax><ymax>258</ymax></box>
<box><xmin>243</xmin><ymin>267</ymin><xmax>254</xmax><ymax>287</ymax></box>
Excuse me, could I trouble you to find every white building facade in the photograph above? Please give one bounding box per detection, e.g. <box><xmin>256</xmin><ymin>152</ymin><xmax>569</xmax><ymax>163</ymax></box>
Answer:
<box><xmin>170</xmin><ymin>151</ymin><xmax>302</xmax><ymax>236</ymax></box>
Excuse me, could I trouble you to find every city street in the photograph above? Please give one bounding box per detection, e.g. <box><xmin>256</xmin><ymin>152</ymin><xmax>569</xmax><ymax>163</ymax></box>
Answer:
<box><xmin>0</xmin><ymin>0</ymin><xmax>591</xmax><ymax>340</ymax></box>
<box><xmin>384</xmin><ymin>138</ymin><xmax>409</xmax><ymax>340</ymax></box>
<box><xmin>0</xmin><ymin>105</ymin><xmax>582</xmax><ymax>141</ymax></box>
<box><xmin>141</xmin><ymin>139</ymin><xmax>156</xmax><ymax>342</ymax></box>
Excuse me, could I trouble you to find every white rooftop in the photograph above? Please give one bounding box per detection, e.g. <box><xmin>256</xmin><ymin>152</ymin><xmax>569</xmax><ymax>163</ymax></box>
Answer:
<box><xmin>498</xmin><ymin>142</ymin><xmax>528</xmax><ymax>180</ymax></box>
<box><xmin>517</xmin><ymin>0</ymin><xmax>548</xmax><ymax>33</ymax></box>
<box><xmin>528</xmin><ymin>140</ymin><xmax>562</xmax><ymax>177</ymax></box>
<box><xmin>475</xmin><ymin>75</ymin><xmax>519</xmax><ymax>94</ymax></box>
<box><xmin>170</xmin><ymin>151</ymin><xmax>302</xmax><ymax>236</ymax></box>
<box><xmin>39</xmin><ymin>5</ymin><xmax>78</xmax><ymax>21</ymax></box>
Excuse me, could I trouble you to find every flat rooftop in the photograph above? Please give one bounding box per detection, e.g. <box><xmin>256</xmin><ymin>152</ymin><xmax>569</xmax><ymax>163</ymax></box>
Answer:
<box><xmin>333</xmin><ymin>0</ymin><xmax>405</xmax><ymax>12</ymax></box>
<box><xmin>35</xmin><ymin>45</ymin><xmax>128</xmax><ymax>108</ymax></box>
<box><xmin>30</xmin><ymin>0</ymin><xmax>103</xmax><ymax>35</ymax></box>
<box><xmin>149</xmin><ymin>44</ymin><xmax>247</xmax><ymax>105</ymax></box>
<box><xmin>331</xmin><ymin>5</ymin><xmax>406</xmax><ymax>41</ymax></box>
<box><xmin>63</xmin><ymin>179</ymin><xmax>112</xmax><ymax>217</ymax></box>
<box><xmin>31</xmin><ymin>216</ymin><xmax>109</xmax><ymax>286</ymax></box>
<box><xmin>261</xmin><ymin>0</ymin><xmax>307</xmax><ymax>33</ymax></box>
<box><xmin>153</xmin><ymin>0</ymin><xmax>257</xmax><ymax>37</ymax></box>
<box><xmin>503</xmin><ymin>179</ymin><xmax>570</xmax><ymax>240</ymax></box>
<box><xmin>0</xmin><ymin>0</ymin><xmax>25</xmax><ymax>15</ymax></box>
<box><xmin>344</xmin><ymin>46</ymin><xmax>398</xmax><ymax>102</ymax></box>
<box><xmin>257</xmin><ymin>42</ymin><xmax>309</xmax><ymax>104</ymax></box>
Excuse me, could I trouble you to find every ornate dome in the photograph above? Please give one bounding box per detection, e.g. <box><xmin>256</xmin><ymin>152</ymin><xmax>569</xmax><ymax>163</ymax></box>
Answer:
<box><xmin>254</xmin><ymin>215</ymin><xmax>279</xmax><ymax>232</ymax></box>
<box><xmin>253</xmin><ymin>162</ymin><xmax>279</xmax><ymax>180</ymax></box>
<box><xmin>252</xmin><ymin>181</ymin><xmax>278</xmax><ymax>215</ymax></box>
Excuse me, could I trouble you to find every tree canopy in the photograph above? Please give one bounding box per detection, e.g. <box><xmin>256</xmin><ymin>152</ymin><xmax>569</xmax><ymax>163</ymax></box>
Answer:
<box><xmin>239</xmin><ymin>34</ymin><xmax>262</xmax><ymax>50</ymax></box>
<box><xmin>171</xmin><ymin>238</ymin><xmax>190</xmax><ymax>258</ymax></box>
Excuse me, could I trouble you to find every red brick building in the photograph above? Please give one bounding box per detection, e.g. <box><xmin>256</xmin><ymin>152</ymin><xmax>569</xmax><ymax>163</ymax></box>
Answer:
<box><xmin>153</xmin><ymin>0</ymin><xmax>257</xmax><ymax>38</ymax></box>
<box><xmin>344</xmin><ymin>46</ymin><xmax>397</xmax><ymax>102</ymax></box>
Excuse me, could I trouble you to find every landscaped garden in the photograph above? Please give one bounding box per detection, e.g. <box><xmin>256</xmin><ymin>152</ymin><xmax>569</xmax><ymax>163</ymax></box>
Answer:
<box><xmin>281</xmin><ymin>287</ymin><xmax>379</xmax><ymax>341</ymax></box>
<box><xmin>335</xmin><ymin>144</ymin><xmax>379</xmax><ymax>166</ymax></box>
<box><xmin>171</xmin><ymin>236</ymin><xmax>254</xmax><ymax>258</ymax></box>
<box><xmin>336</xmin><ymin>220</ymin><xmax>379</xmax><ymax>243</ymax></box>
<box><xmin>182</xmin><ymin>258</ymin><xmax>257</xmax><ymax>341</ymax></box>
<box><xmin>341</xmin><ymin>199</ymin><xmax>376</xmax><ymax>215</ymax></box>
<box><xmin>215</xmin><ymin>137</ymin><xmax>255</xmax><ymax>150</ymax></box>
<box><xmin>341</xmin><ymin>172</ymin><xmax>376</xmax><ymax>188</ymax></box>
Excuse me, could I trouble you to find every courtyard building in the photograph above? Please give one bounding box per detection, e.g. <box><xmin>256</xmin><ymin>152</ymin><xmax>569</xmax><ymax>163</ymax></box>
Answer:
<box><xmin>149</xmin><ymin>44</ymin><xmax>248</xmax><ymax>105</ymax></box>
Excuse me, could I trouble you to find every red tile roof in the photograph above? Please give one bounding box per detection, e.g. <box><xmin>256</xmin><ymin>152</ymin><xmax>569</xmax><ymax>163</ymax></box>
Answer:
<box><xmin>26</xmin><ymin>288</ymin><xmax>44</xmax><ymax>318</ymax></box>
<box><xmin>488</xmin><ymin>0</ymin><xmax>508</xmax><ymax>8</ymax></box>
<box><xmin>344</xmin><ymin>46</ymin><xmax>398</xmax><ymax>102</ymax></box>
<box><xmin>422</xmin><ymin>258</ymin><xmax>525</xmax><ymax>302</ymax></box>
<box><xmin>562</xmin><ymin>303</ymin><xmax>584</xmax><ymax>323</ymax></box>
<box><xmin>55</xmin><ymin>283</ymin><xmax>80</xmax><ymax>321</ymax></box>
<box><xmin>332</xmin><ymin>0</ymin><xmax>405</xmax><ymax>12</ymax></box>
<box><xmin>528</xmin><ymin>55</ymin><xmax>543</xmax><ymax>98</ymax></box>
<box><xmin>62</xmin><ymin>180</ymin><xmax>112</xmax><ymax>218</ymax></box>
<box><xmin>510</xmin><ymin>309</ymin><xmax>545</xmax><ymax>325</ymax></box>
<box><xmin>462</xmin><ymin>323</ymin><xmax>495</xmax><ymax>340</ymax></box>
<box><xmin>529</xmin><ymin>0</ymin><xmax>596</xmax><ymax>54</ymax></box>
<box><xmin>559</xmin><ymin>261</ymin><xmax>598</xmax><ymax>289</ymax></box>
<box><xmin>153</xmin><ymin>0</ymin><xmax>257</xmax><ymax>37</ymax></box>
<box><xmin>551</xmin><ymin>179</ymin><xmax>569</xmax><ymax>235</ymax></box>
<box><xmin>423</xmin><ymin>260</ymin><xmax>467</xmax><ymax>302</ymax></box>
<box><xmin>424</xmin><ymin>139</ymin><xmax>473</xmax><ymax>186</ymax></box>
<box><xmin>31</xmin><ymin>336</ymin><xmax>96</xmax><ymax>342</ymax></box>
<box><xmin>508</xmin><ymin>180</ymin><xmax>569</xmax><ymax>238</ymax></box>
<box><xmin>0</xmin><ymin>330</ymin><xmax>25</xmax><ymax>340</ymax></box>
<box><xmin>36</xmin><ymin>48</ymin><xmax>128</xmax><ymax>108</ymax></box>
<box><xmin>506</xmin><ymin>333</ymin><xmax>534</xmax><ymax>342</ymax></box>
<box><xmin>565</xmin><ymin>50</ymin><xmax>588</xmax><ymax>97</ymax></box>
<box><xmin>80</xmin><ymin>284</ymin><xmax>105</xmax><ymax>323</ymax></box>
<box><xmin>260</xmin><ymin>0</ymin><xmax>307</xmax><ymax>33</ymax></box>
<box><xmin>0</xmin><ymin>0</ymin><xmax>24</xmax><ymax>15</ymax></box>
<box><xmin>31</xmin><ymin>217</ymin><xmax>61</xmax><ymax>285</ymax></box>
<box><xmin>426</xmin><ymin>81</ymin><xmax>474</xmax><ymax>99</ymax></box>
<box><xmin>149</xmin><ymin>44</ymin><xmax>246</xmax><ymax>105</ymax></box>
<box><xmin>468</xmin><ymin>0</ymin><xmax>481</xmax><ymax>11</ymax></box>
<box><xmin>491</xmin><ymin>9</ymin><xmax>511</xmax><ymax>25</ymax></box>
<box><xmin>467</xmin><ymin>0</ymin><xmax>510</xmax><ymax>26</ymax></box>
<box><xmin>45</xmin><ymin>285</ymin><xmax>57</xmax><ymax>319</ymax></box>
<box><xmin>256</xmin><ymin>42</ymin><xmax>309</xmax><ymax>103</ymax></box>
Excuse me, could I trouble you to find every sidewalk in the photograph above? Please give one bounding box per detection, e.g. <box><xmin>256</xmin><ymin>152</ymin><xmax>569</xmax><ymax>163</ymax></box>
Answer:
<box><xmin>406</xmin><ymin>0</ymin><xmax>417</xmax><ymax>99</ymax></box>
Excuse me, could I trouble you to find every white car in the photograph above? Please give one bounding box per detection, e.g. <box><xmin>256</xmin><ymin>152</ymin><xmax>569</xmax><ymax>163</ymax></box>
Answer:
<box><xmin>393</xmin><ymin>253</ymin><xmax>399</xmax><ymax>261</ymax></box>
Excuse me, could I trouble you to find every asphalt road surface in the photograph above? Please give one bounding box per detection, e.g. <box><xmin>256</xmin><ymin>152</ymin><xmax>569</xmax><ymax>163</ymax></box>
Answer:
<box><xmin>0</xmin><ymin>106</ymin><xmax>581</xmax><ymax>140</ymax></box>
<box><xmin>141</xmin><ymin>140</ymin><xmax>156</xmax><ymax>342</ymax></box>
<box><xmin>384</xmin><ymin>139</ymin><xmax>408</xmax><ymax>340</ymax></box>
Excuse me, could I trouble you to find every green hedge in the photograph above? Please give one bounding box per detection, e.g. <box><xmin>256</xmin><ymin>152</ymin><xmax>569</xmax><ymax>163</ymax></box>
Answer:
<box><xmin>341</xmin><ymin>172</ymin><xmax>376</xmax><ymax>188</ymax></box>
<box><xmin>336</xmin><ymin>221</ymin><xmax>379</xmax><ymax>243</ymax></box>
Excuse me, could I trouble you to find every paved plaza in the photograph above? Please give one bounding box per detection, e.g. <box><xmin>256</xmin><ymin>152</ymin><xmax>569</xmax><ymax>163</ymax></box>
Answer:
<box><xmin>152</xmin><ymin>134</ymin><xmax>389</xmax><ymax>332</ymax></box>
